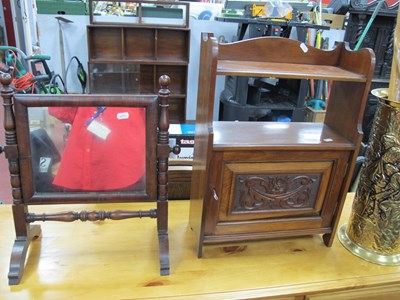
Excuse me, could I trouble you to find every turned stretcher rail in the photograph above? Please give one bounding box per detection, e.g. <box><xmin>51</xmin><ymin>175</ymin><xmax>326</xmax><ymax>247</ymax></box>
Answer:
<box><xmin>25</xmin><ymin>209</ymin><xmax>157</xmax><ymax>223</ymax></box>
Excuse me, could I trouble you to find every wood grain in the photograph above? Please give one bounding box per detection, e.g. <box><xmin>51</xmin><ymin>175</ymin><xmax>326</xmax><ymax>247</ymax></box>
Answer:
<box><xmin>1</xmin><ymin>193</ymin><xmax>400</xmax><ymax>299</ymax></box>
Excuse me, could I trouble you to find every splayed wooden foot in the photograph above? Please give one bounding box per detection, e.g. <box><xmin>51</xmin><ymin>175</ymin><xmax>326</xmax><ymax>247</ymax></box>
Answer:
<box><xmin>8</xmin><ymin>225</ymin><xmax>41</xmax><ymax>285</ymax></box>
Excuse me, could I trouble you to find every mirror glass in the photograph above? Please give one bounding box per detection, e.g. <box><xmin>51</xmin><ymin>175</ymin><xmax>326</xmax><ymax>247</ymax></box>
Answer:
<box><xmin>91</xmin><ymin>1</ymin><xmax>188</xmax><ymax>26</ymax></box>
<box><xmin>28</xmin><ymin>106</ymin><xmax>147</xmax><ymax>193</ymax></box>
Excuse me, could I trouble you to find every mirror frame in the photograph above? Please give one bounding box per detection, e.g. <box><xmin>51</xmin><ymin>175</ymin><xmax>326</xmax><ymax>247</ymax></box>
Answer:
<box><xmin>13</xmin><ymin>94</ymin><xmax>158</xmax><ymax>204</ymax></box>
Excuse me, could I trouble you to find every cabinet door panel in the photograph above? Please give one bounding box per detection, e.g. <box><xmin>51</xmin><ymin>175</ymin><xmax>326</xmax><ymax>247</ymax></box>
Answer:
<box><xmin>219</xmin><ymin>161</ymin><xmax>333</xmax><ymax>221</ymax></box>
<box><xmin>206</xmin><ymin>150</ymin><xmax>351</xmax><ymax>237</ymax></box>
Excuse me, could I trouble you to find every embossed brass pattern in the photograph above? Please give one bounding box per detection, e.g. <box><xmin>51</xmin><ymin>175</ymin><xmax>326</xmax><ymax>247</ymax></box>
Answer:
<box><xmin>233</xmin><ymin>174</ymin><xmax>321</xmax><ymax>212</ymax></box>
<box><xmin>339</xmin><ymin>89</ymin><xmax>400</xmax><ymax>265</ymax></box>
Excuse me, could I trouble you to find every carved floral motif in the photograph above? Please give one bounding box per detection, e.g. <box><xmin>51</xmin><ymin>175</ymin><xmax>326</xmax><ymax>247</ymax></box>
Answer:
<box><xmin>233</xmin><ymin>174</ymin><xmax>321</xmax><ymax>212</ymax></box>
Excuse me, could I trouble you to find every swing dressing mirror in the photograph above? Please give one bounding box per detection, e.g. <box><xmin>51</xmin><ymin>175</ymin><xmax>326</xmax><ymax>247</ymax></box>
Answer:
<box><xmin>1</xmin><ymin>74</ymin><xmax>174</xmax><ymax>285</ymax></box>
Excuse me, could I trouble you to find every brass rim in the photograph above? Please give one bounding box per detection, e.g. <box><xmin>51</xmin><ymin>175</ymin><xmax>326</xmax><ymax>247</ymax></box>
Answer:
<box><xmin>338</xmin><ymin>224</ymin><xmax>400</xmax><ymax>266</ymax></box>
<box><xmin>371</xmin><ymin>88</ymin><xmax>400</xmax><ymax>108</ymax></box>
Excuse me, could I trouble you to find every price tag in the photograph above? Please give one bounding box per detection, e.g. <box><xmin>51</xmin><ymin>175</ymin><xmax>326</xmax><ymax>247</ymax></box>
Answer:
<box><xmin>87</xmin><ymin>120</ymin><xmax>111</xmax><ymax>140</ymax></box>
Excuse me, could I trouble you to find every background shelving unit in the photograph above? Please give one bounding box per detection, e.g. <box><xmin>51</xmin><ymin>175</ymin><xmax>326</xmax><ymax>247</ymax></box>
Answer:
<box><xmin>87</xmin><ymin>1</ymin><xmax>190</xmax><ymax>123</ymax></box>
<box><xmin>344</xmin><ymin>0</ymin><xmax>398</xmax><ymax>143</ymax></box>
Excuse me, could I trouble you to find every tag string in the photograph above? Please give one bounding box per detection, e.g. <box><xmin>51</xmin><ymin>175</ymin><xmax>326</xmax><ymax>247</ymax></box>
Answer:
<box><xmin>86</xmin><ymin>106</ymin><xmax>106</xmax><ymax>126</ymax></box>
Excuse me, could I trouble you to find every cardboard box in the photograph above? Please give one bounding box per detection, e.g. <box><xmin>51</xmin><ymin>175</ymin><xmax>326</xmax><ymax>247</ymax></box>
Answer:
<box><xmin>322</xmin><ymin>13</ymin><xmax>346</xmax><ymax>30</ymax></box>
<box><xmin>312</xmin><ymin>13</ymin><xmax>345</xmax><ymax>30</ymax></box>
<box><xmin>169</xmin><ymin>124</ymin><xmax>195</xmax><ymax>159</ymax></box>
<box><xmin>305</xmin><ymin>107</ymin><xmax>326</xmax><ymax>123</ymax></box>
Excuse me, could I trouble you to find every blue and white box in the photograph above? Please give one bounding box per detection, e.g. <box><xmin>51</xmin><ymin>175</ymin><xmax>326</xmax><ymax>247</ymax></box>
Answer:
<box><xmin>169</xmin><ymin>124</ymin><xmax>195</xmax><ymax>159</ymax></box>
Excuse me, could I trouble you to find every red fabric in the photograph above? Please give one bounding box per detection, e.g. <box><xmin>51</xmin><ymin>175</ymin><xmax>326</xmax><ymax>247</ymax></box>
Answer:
<box><xmin>48</xmin><ymin>106</ymin><xmax>146</xmax><ymax>191</ymax></box>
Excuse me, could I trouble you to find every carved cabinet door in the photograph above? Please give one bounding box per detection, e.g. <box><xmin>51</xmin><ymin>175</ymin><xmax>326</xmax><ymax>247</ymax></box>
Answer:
<box><xmin>202</xmin><ymin>150</ymin><xmax>351</xmax><ymax>239</ymax></box>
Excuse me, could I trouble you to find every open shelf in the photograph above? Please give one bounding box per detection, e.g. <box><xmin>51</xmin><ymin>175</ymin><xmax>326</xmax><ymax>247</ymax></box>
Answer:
<box><xmin>88</xmin><ymin>26</ymin><xmax>190</xmax><ymax>63</ymax></box>
<box><xmin>213</xmin><ymin>122</ymin><xmax>355</xmax><ymax>151</ymax></box>
<box><xmin>217</xmin><ymin>61</ymin><xmax>368</xmax><ymax>82</ymax></box>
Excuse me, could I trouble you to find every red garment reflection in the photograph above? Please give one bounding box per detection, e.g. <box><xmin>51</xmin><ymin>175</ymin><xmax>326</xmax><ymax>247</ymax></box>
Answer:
<box><xmin>48</xmin><ymin>106</ymin><xmax>146</xmax><ymax>191</ymax></box>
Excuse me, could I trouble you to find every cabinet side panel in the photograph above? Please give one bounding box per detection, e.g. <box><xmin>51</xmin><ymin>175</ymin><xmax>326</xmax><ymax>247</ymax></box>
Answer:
<box><xmin>325</xmin><ymin>81</ymin><xmax>366</xmax><ymax>143</ymax></box>
<box><xmin>324</xmin><ymin>45</ymin><xmax>375</xmax><ymax>144</ymax></box>
<box><xmin>189</xmin><ymin>33</ymin><xmax>218</xmax><ymax>249</ymax></box>
<box><xmin>338</xmin><ymin>44</ymin><xmax>375</xmax><ymax>78</ymax></box>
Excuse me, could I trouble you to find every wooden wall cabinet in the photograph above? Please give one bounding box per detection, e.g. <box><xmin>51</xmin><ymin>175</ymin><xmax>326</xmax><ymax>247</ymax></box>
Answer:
<box><xmin>87</xmin><ymin>25</ymin><xmax>190</xmax><ymax>123</ymax></box>
<box><xmin>189</xmin><ymin>33</ymin><xmax>375</xmax><ymax>257</ymax></box>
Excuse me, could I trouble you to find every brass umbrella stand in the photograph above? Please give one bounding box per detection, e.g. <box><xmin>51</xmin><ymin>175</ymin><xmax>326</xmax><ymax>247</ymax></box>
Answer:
<box><xmin>338</xmin><ymin>7</ymin><xmax>400</xmax><ymax>266</ymax></box>
<box><xmin>338</xmin><ymin>88</ymin><xmax>400</xmax><ymax>265</ymax></box>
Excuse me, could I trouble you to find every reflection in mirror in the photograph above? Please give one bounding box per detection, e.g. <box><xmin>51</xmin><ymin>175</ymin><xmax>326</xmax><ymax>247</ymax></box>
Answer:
<box><xmin>28</xmin><ymin>106</ymin><xmax>146</xmax><ymax>193</ymax></box>
<box><xmin>93</xmin><ymin>1</ymin><xmax>138</xmax><ymax>16</ymax></box>
<box><xmin>90</xmin><ymin>0</ymin><xmax>188</xmax><ymax>26</ymax></box>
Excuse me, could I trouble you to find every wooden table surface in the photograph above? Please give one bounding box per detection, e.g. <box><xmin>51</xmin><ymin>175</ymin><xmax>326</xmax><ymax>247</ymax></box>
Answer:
<box><xmin>1</xmin><ymin>193</ymin><xmax>399</xmax><ymax>300</ymax></box>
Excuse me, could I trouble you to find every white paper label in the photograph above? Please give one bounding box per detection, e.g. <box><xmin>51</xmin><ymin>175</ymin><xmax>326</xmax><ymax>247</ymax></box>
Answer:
<box><xmin>117</xmin><ymin>112</ymin><xmax>129</xmax><ymax>120</ymax></box>
<box><xmin>300</xmin><ymin>43</ymin><xmax>308</xmax><ymax>53</ymax></box>
<box><xmin>87</xmin><ymin>120</ymin><xmax>111</xmax><ymax>140</ymax></box>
